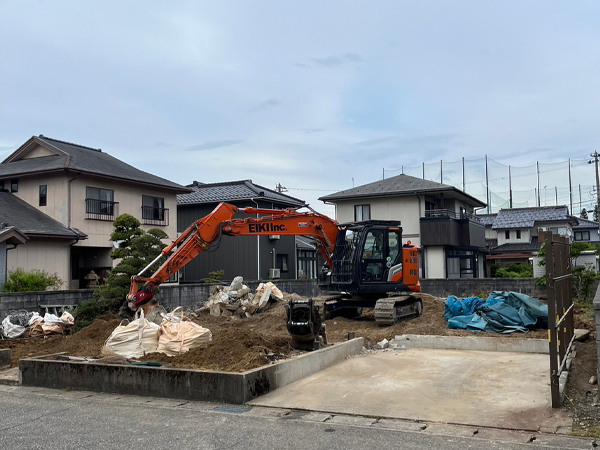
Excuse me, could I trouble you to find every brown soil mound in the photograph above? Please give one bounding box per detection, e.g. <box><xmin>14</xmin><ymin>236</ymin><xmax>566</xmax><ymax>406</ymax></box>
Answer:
<box><xmin>0</xmin><ymin>316</ymin><xmax>121</xmax><ymax>367</ymax></box>
<box><xmin>324</xmin><ymin>293</ymin><xmax>547</xmax><ymax>347</ymax></box>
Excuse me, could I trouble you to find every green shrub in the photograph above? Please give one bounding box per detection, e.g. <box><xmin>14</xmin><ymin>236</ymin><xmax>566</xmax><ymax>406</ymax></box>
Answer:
<box><xmin>491</xmin><ymin>263</ymin><xmax>533</xmax><ymax>279</ymax></box>
<box><xmin>203</xmin><ymin>270</ymin><xmax>225</xmax><ymax>283</ymax></box>
<box><xmin>2</xmin><ymin>268</ymin><xmax>63</xmax><ymax>292</ymax></box>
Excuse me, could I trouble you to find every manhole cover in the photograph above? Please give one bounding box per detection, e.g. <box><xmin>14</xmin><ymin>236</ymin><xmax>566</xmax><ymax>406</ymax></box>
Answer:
<box><xmin>212</xmin><ymin>405</ymin><xmax>251</xmax><ymax>414</ymax></box>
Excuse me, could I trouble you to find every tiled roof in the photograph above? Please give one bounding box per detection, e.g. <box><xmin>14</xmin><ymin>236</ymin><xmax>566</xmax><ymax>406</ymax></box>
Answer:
<box><xmin>0</xmin><ymin>191</ymin><xmax>86</xmax><ymax>239</ymax></box>
<box><xmin>0</xmin><ymin>135</ymin><xmax>190</xmax><ymax>192</ymax></box>
<box><xmin>296</xmin><ymin>236</ymin><xmax>316</xmax><ymax>250</ymax></box>
<box><xmin>490</xmin><ymin>237</ymin><xmax>542</xmax><ymax>253</ymax></box>
<box><xmin>574</xmin><ymin>217</ymin><xmax>599</xmax><ymax>229</ymax></box>
<box><xmin>477</xmin><ymin>214</ymin><xmax>497</xmax><ymax>226</ymax></box>
<box><xmin>319</xmin><ymin>173</ymin><xmax>486</xmax><ymax>207</ymax></box>
<box><xmin>177</xmin><ymin>180</ymin><xmax>306</xmax><ymax>207</ymax></box>
<box><xmin>491</xmin><ymin>206</ymin><xmax>575</xmax><ymax>230</ymax></box>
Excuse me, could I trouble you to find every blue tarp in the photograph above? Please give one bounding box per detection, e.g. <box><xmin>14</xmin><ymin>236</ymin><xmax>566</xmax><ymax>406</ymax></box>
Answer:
<box><xmin>444</xmin><ymin>291</ymin><xmax>548</xmax><ymax>334</ymax></box>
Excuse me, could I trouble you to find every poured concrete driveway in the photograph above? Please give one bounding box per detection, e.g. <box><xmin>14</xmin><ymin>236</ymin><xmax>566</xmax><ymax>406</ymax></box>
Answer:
<box><xmin>249</xmin><ymin>348</ymin><xmax>571</xmax><ymax>431</ymax></box>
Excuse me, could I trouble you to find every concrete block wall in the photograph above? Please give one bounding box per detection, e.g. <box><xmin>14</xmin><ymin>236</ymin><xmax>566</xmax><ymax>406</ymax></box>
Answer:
<box><xmin>0</xmin><ymin>289</ymin><xmax>93</xmax><ymax>320</ymax></box>
<box><xmin>421</xmin><ymin>278</ymin><xmax>546</xmax><ymax>299</ymax></box>
<box><xmin>158</xmin><ymin>279</ymin><xmax>323</xmax><ymax>312</ymax></box>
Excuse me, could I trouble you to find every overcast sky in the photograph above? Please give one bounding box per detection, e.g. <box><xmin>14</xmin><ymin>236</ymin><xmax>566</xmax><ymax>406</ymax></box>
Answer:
<box><xmin>1</xmin><ymin>1</ymin><xmax>599</xmax><ymax>217</ymax></box>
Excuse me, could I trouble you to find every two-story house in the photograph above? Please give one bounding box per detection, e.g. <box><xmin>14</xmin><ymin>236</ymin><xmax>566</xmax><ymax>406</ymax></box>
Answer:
<box><xmin>177</xmin><ymin>180</ymin><xmax>310</xmax><ymax>282</ymax></box>
<box><xmin>481</xmin><ymin>206</ymin><xmax>579</xmax><ymax>272</ymax></box>
<box><xmin>0</xmin><ymin>135</ymin><xmax>190</xmax><ymax>288</ymax></box>
<box><xmin>319</xmin><ymin>174</ymin><xmax>487</xmax><ymax>279</ymax></box>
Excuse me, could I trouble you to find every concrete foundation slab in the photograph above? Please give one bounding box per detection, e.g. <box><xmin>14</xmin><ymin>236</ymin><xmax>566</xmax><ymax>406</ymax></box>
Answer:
<box><xmin>248</xmin><ymin>348</ymin><xmax>571</xmax><ymax>432</ymax></box>
<box><xmin>393</xmin><ymin>334</ymin><xmax>549</xmax><ymax>354</ymax></box>
<box><xmin>19</xmin><ymin>338</ymin><xmax>364</xmax><ymax>404</ymax></box>
<box><xmin>0</xmin><ymin>367</ymin><xmax>19</xmax><ymax>386</ymax></box>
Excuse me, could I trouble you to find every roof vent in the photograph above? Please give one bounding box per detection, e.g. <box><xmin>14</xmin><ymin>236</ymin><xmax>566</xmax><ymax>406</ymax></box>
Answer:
<box><xmin>259</xmin><ymin>191</ymin><xmax>265</xmax><ymax>196</ymax></box>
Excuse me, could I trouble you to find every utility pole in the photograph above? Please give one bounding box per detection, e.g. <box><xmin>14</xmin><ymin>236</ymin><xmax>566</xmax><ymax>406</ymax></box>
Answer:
<box><xmin>588</xmin><ymin>151</ymin><xmax>600</xmax><ymax>225</ymax></box>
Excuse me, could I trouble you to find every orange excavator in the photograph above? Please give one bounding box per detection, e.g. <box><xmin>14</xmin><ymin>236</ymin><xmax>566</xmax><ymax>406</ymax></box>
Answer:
<box><xmin>127</xmin><ymin>203</ymin><xmax>421</xmax><ymax>343</ymax></box>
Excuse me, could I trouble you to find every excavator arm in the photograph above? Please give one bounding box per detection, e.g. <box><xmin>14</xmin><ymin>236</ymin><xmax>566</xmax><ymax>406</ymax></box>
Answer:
<box><xmin>127</xmin><ymin>202</ymin><xmax>341</xmax><ymax>311</ymax></box>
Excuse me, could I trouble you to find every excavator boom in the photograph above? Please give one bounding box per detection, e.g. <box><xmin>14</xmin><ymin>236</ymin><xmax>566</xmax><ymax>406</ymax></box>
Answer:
<box><xmin>127</xmin><ymin>202</ymin><xmax>341</xmax><ymax>310</ymax></box>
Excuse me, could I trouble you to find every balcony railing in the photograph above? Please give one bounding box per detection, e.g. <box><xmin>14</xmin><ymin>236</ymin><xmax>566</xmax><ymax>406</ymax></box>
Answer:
<box><xmin>142</xmin><ymin>206</ymin><xmax>169</xmax><ymax>226</ymax></box>
<box><xmin>85</xmin><ymin>199</ymin><xmax>119</xmax><ymax>221</ymax></box>
<box><xmin>423</xmin><ymin>209</ymin><xmax>481</xmax><ymax>222</ymax></box>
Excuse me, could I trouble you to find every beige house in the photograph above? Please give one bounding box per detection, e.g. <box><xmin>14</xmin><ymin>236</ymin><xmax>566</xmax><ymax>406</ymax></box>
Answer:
<box><xmin>320</xmin><ymin>174</ymin><xmax>487</xmax><ymax>279</ymax></box>
<box><xmin>0</xmin><ymin>135</ymin><xmax>190</xmax><ymax>288</ymax></box>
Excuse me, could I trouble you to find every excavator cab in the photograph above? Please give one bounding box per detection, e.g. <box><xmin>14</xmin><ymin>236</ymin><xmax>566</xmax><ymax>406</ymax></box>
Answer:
<box><xmin>319</xmin><ymin>221</ymin><xmax>420</xmax><ymax>294</ymax></box>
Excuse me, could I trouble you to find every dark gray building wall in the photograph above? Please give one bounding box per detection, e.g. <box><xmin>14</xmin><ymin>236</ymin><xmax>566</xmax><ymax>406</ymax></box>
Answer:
<box><xmin>177</xmin><ymin>201</ymin><xmax>298</xmax><ymax>282</ymax></box>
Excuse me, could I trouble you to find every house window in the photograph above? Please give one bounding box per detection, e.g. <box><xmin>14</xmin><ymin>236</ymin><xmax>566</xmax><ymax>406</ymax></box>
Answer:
<box><xmin>574</xmin><ymin>231</ymin><xmax>590</xmax><ymax>241</ymax></box>
<box><xmin>86</xmin><ymin>187</ymin><xmax>115</xmax><ymax>220</ymax></box>
<box><xmin>516</xmin><ymin>230</ymin><xmax>521</xmax><ymax>239</ymax></box>
<box><xmin>142</xmin><ymin>195</ymin><xmax>165</xmax><ymax>222</ymax></box>
<box><xmin>505</xmin><ymin>230</ymin><xmax>510</xmax><ymax>239</ymax></box>
<box><xmin>297</xmin><ymin>250</ymin><xmax>316</xmax><ymax>279</ymax></box>
<box><xmin>446</xmin><ymin>249</ymin><xmax>477</xmax><ymax>279</ymax></box>
<box><xmin>39</xmin><ymin>185</ymin><xmax>47</xmax><ymax>206</ymax></box>
<box><xmin>354</xmin><ymin>204</ymin><xmax>371</xmax><ymax>221</ymax></box>
<box><xmin>10</xmin><ymin>179</ymin><xmax>18</xmax><ymax>193</ymax></box>
<box><xmin>277</xmin><ymin>254</ymin><xmax>289</xmax><ymax>273</ymax></box>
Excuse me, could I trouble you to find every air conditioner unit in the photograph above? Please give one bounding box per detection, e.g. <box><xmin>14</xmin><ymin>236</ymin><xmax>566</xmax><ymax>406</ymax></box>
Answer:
<box><xmin>269</xmin><ymin>235</ymin><xmax>280</xmax><ymax>240</ymax></box>
<box><xmin>269</xmin><ymin>268</ymin><xmax>281</xmax><ymax>279</ymax></box>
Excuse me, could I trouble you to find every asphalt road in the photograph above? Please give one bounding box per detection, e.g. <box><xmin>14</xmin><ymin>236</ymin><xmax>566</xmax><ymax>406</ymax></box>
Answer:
<box><xmin>0</xmin><ymin>385</ymin><xmax>594</xmax><ymax>450</ymax></box>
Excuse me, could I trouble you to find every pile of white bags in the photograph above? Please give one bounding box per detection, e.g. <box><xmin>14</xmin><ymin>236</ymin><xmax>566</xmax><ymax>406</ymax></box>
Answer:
<box><xmin>101</xmin><ymin>307</ymin><xmax>212</xmax><ymax>358</ymax></box>
<box><xmin>1</xmin><ymin>310</ymin><xmax>74</xmax><ymax>339</ymax></box>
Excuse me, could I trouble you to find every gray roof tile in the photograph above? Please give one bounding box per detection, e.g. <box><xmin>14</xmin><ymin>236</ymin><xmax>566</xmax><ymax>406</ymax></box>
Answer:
<box><xmin>0</xmin><ymin>191</ymin><xmax>86</xmax><ymax>238</ymax></box>
<box><xmin>177</xmin><ymin>180</ymin><xmax>305</xmax><ymax>207</ymax></box>
<box><xmin>491</xmin><ymin>238</ymin><xmax>542</xmax><ymax>253</ymax></box>
<box><xmin>477</xmin><ymin>214</ymin><xmax>497</xmax><ymax>226</ymax></box>
<box><xmin>0</xmin><ymin>135</ymin><xmax>190</xmax><ymax>192</ymax></box>
<box><xmin>574</xmin><ymin>217</ymin><xmax>598</xmax><ymax>229</ymax></box>
<box><xmin>491</xmin><ymin>206</ymin><xmax>575</xmax><ymax>230</ymax></box>
<box><xmin>319</xmin><ymin>173</ymin><xmax>486</xmax><ymax>207</ymax></box>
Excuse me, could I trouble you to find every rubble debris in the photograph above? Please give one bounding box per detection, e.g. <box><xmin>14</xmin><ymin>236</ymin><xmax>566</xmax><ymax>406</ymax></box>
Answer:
<box><xmin>590</xmin><ymin>376</ymin><xmax>598</xmax><ymax>386</ymax></box>
<box><xmin>197</xmin><ymin>277</ymin><xmax>284</xmax><ymax>319</ymax></box>
<box><xmin>574</xmin><ymin>329</ymin><xmax>590</xmax><ymax>342</ymax></box>
<box><xmin>374</xmin><ymin>338</ymin><xmax>389</xmax><ymax>350</ymax></box>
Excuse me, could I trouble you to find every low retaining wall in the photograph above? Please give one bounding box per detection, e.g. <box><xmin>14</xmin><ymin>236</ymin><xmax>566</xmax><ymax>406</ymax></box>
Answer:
<box><xmin>19</xmin><ymin>338</ymin><xmax>364</xmax><ymax>404</ymax></box>
<box><xmin>421</xmin><ymin>278</ymin><xmax>546</xmax><ymax>299</ymax></box>
<box><xmin>394</xmin><ymin>334</ymin><xmax>548</xmax><ymax>354</ymax></box>
<box><xmin>0</xmin><ymin>289</ymin><xmax>93</xmax><ymax>320</ymax></box>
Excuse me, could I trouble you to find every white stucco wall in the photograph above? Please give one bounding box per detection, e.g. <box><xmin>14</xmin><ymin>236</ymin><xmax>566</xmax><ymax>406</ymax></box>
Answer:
<box><xmin>496</xmin><ymin>229</ymin><xmax>531</xmax><ymax>246</ymax></box>
<box><xmin>425</xmin><ymin>247</ymin><xmax>445</xmax><ymax>278</ymax></box>
<box><xmin>334</xmin><ymin>196</ymin><xmax>422</xmax><ymax>246</ymax></box>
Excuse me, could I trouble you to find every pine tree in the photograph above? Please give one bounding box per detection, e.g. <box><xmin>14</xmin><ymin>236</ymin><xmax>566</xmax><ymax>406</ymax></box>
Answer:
<box><xmin>580</xmin><ymin>208</ymin><xmax>588</xmax><ymax>219</ymax></box>
<box><xmin>93</xmin><ymin>214</ymin><xmax>168</xmax><ymax>303</ymax></box>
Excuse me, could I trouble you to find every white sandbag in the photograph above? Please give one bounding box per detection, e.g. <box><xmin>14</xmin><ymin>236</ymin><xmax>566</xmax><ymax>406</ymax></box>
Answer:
<box><xmin>157</xmin><ymin>307</ymin><xmax>212</xmax><ymax>356</ymax></box>
<box><xmin>60</xmin><ymin>311</ymin><xmax>75</xmax><ymax>325</ymax></box>
<box><xmin>102</xmin><ymin>310</ymin><xmax>159</xmax><ymax>358</ymax></box>
<box><xmin>2</xmin><ymin>316</ymin><xmax>26</xmax><ymax>339</ymax></box>
<box><xmin>28</xmin><ymin>312</ymin><xmax>42</xmax><ymax>326</ymax></box>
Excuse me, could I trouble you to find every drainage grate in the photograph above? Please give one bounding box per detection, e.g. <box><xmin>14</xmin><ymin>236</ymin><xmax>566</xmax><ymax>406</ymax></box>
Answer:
<box><xmin>212</xmin><ymin>405</ymin><xmax>251</xmax><ymax>414</ymax></box>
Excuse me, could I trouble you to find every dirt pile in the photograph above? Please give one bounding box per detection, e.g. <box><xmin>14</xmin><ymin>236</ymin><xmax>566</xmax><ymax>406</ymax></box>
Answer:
<box><xmin>0</xmin><ymin>315</ymin><xmax>121</xmax><ymax>367</ymax></box>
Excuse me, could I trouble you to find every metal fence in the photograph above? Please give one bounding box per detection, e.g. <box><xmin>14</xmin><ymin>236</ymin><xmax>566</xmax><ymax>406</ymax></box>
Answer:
<box><xmin>542</xmin><ymin>231</ymin><xmax>575</xmax><ymax>408</ymax></box>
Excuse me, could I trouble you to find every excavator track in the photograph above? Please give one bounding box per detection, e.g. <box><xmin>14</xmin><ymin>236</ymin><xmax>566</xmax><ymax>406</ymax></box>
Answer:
<box><xmin>374</xmin><ymin>295</ymin><xmax>423</xmax><ymax>326</ymax></box>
